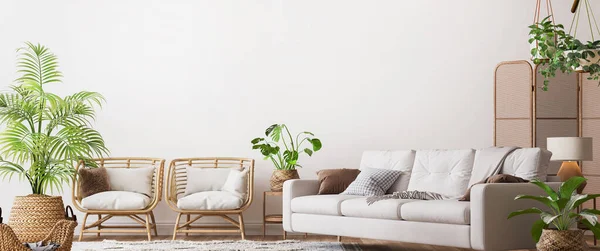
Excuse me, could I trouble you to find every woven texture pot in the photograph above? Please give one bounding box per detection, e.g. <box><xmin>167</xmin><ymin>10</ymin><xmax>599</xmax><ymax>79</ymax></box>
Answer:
<box><xmin>537</xmin><ymin>229</ymin><xmax>588</xmax><ymax>251</ymax></box>
<box><xmin>270</xmin><ymin>170</ymin><xmax>299</xmax><ymax>192</ymax></box>
<box><xmin>8</xmin><ymin>194</ymin><xmax>65</xmax><ymax>243</ymax></box>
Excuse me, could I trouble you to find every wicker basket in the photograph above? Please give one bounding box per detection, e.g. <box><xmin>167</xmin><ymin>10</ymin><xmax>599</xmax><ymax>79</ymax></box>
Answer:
<box><xmin>270</xmin><ymin>170</ymin><xmax>299</xmax><ymax>192</ymax></box>
<box><xmin>537</xmin><ymin>229</ymin><xmax>588</xmax><ymax>251</ymax></box>
<box><xmin>8</xmin><ymin>194</ymin><xmax>66</xmax><ymax>243</ymax></box>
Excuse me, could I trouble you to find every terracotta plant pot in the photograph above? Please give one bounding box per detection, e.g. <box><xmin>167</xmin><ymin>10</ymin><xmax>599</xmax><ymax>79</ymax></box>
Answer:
<box><xmin>537</xmin><ymin>229</ymin><xmax>588</xmax><ymax>251</ymax></box>
<box><xmin>8</xmin><ymin>194</ymin><xmax>65</xmax><ymax>242</ymax></box>
<box><xmin>270</xmin><ymin>170</ymin><xmax>300</xmax><ymax>192</ymax></box>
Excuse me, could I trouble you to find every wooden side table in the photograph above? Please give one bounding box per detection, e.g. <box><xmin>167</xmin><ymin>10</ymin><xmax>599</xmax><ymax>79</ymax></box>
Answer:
<box><xmin>263</xmin><ymin>191</ymin><xmax>286</xmax><ymax>239</ymax></box>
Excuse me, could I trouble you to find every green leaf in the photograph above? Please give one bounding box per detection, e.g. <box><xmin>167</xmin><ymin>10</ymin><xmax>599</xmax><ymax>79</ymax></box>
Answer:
<box><xmin>531</xmin><ymin>219</ymin><xmax>547</xmax><ymax>242</ymax></box>
<box><xmin>572</xmin><ymin>194</ymin><xmax>600</xmax><ymax>209</ymax></box>
<box><xmin>251</xmin><ymin>137</ymin><xmax>264</xmax><ymax>144</ymax></box>
<box><xmin>540</xmin><ymin>212</ymin><xmax>560</xmax><ymax>224</ymax></box>
<box><xmin>265</xmin><ymin>124</ymin><xmax>278</xmax><ymax>137</ymax></box>
<box><xmin>270</xmin><ymin>125</ymin><xmax>282</xmax><ymax>142</ymax></box>
<box><xmin>579</xmin><ymin>211</ymin><xmax>599</xmax><ymax>226</ymax></box>
<box><xmin>303</xmin><ymin>148</ymin><xmax>313</xmax><ymax>156</ymax></box>
<box><xmin>508</xmin><ymin>208</ymin><xmax>543</xmax><ymax>219</ymax></box>
<box><xmin>530</xmin><ymin>179</ymin><xmax>559</xmax><ymax>200</ymax></box>
<box><xmin>559</xmin><ymin>176</ymin><xmax>587</xmax><ymax>200</ymax></box>
<box><xmin>515</xmin><ymin>195</ymin><xmax>558</xmax><ymax>211</ymax></box>
<box><xmin>581</xmin><ymin>219</ymin><xmax>600</xmax><ymax>239</ymax></box>
<box><xmin>308</xmin><ymin>138</ymin><xmax>322</xmax><ymax>151</ymax></box>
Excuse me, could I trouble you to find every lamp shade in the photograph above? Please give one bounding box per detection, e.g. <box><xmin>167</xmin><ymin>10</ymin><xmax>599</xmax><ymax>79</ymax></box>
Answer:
<box><xmin>547</xmin><ymin>137</ymin><xmax>593</xmax><ymax>161</ymax></box>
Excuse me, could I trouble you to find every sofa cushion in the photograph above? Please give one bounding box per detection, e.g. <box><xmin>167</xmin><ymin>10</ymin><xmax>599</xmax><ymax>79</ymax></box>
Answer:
<box><xmin>408</xmin><ymin>149</ymin><xmax>475</xmax><ymax>198</ymax></box>
<box><xmin>401</xmin><ymin>200</ymin><xmax>471</xmax><ymax>225</ymax></box>
<box><xmin>291</xmin><ymin>195</ymin><xmax>361</xmax><ymax>216</ymax></box>
<box><xmin>340</xmin><ymin>198</ymin><xmax>417</xmax><ymax>220</ymax></box>
<box><xmin>177</xmin><ymin>191</ymin><xmax>243</xmax><ymax>210</ymax></box>
<box><xmin>360</xmin><ymin>150</ymin><xmax>416</xmax><ymax>193</ymax></box>
<box><xmin>501</xmin><ymin>148</ymin><xmax>552</xmax><ymax>181</ymax></box>
<box><xmin>81</xmin><ymin>191</ymin><xmax>151</xmax><ymax>210</ymax></box>
<box><xmin>185</xmin><ymin>167</ymin><xmax>240</xmax><ymax>196</ymax></box>
<box><xmin>316</xmin><ymin>168</ymin><xmax>361</xmax><ymax>194</ymax></box>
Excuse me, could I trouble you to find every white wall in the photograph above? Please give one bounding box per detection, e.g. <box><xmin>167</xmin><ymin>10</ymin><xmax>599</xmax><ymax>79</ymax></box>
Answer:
<box><xmin>0</xmin><ymin>0</ymin><xmax>589</xmax><ymax>235</ymax></box>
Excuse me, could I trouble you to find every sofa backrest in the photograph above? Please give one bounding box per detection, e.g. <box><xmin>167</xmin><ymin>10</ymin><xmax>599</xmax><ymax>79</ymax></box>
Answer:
<box><xmin>407</xmin><ymin>149</ymin><xmax>475</xmax><ymax>198</ymax></box>
<box><xmin>360</xmin><ymin>150</ymin><xmax>415</xmax><ymax>193</ymax></box>
<box><xmin>360</xmin><ymin>147</ymin><xmax>551</xmax><ymax>197</ymax></box>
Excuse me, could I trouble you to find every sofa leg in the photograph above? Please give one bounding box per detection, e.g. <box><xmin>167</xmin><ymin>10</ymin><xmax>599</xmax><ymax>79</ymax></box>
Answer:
<box><xmin>238</xmin><ymin>214</ymin><xmax>246</xmax><ymax>240</ymax></box>
<box><xmin>337</xmin><ymin>236</ymin><xmax>342</xmax><ymax>242</ymax></box>
<box><xmin>172</xmin><ymin>213</ymin><xmax>182</xmax><ymax>240</ymax></box>
<box><xmin>79</xmin><ymin>213</ymin><xmax>89</xmax><ymax>241</ymax></box>
<box><xmin>145</xmin><ymin>214</ymin><xmax>152</xmax><ymax>241</ymax></box>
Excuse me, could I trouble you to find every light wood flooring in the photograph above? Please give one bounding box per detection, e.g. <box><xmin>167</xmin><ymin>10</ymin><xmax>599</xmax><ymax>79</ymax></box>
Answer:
<box><xmin>79</xmin><ymin>234</ymin><xmax>600</xmax><ymax>251</ymax></box>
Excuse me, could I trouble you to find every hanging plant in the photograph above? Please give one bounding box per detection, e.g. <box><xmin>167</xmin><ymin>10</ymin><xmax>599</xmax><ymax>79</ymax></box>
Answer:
<box><xmin>529</xmin><ymin>0</ymin><xmax>600</xmax><ymax>90</ymax></box>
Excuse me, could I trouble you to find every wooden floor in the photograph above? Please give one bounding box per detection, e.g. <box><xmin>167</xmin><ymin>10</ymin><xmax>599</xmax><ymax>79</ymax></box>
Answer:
<box><xmin>78</xmin><ymin>234</ymin><xmax>600</xmax><ymax>250</ymax></box>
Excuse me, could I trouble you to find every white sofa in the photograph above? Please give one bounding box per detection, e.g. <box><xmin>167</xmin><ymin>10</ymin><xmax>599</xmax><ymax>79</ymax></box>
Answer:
<box><xmin>283</xmin><ymin>149</ymin><xmax>560</xmax><ymax>251</ymax></box>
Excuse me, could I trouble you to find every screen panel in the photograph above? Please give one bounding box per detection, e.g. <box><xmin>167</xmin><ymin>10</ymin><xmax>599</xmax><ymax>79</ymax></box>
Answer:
<box><xmin>494</xmin><ymin>61</ymin><xmax>533</xmax><ymax>147</ymax></box>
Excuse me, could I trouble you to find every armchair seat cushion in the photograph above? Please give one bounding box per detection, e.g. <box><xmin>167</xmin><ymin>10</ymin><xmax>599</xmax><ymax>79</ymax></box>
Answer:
<box><xmin>400</xmin><ymin>200</ymin><xmax>471</xmax><ymax>225</ymax></box>
<box><xmin>291</xmin><ymin>195</ymin><xmax>361</xmax><ymax>216</ymax></box>
<box><xmin>177</xmin><ymin>191</ymin><xmax>243</xmax><ymax>210</ymax></box>
<box><xmin>81</xmin><ymin>191</ymin><xmax>151</xmax><ymax>210</ymax></box>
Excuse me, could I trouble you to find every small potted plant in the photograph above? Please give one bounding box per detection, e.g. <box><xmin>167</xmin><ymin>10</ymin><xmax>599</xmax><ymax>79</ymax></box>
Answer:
<box><xmin>529</xmin><ymin>16</ymin><xmax>600</xmax><ymax>90</ymax></box>
<box><xmin>251</xmin><ymin>124</ymin><xmax>322</xmax><ymax>191</ymax></box>
<box><xmin>508</xmin><ymin>176</ymin><xmax>600</xmax><ymax>251</ymax></box>
<box><xmin>0</xmin><ymin>42</ymin><xmax>108</xmax><ymax>242</ymax></box>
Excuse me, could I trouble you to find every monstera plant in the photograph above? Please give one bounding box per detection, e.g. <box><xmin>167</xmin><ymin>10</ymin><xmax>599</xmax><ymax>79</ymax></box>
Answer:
<box><xmin>251</xmin><ymin>124</ymin><xmax>321</xmax><ymax>191</ymax></box>
<box><xmin>0</xmin><ymin>42</ymin><xmax>108</xmax><ymax>195</ymax></box>
<box><xmin>508</xmin><ymin>177</ymin><xmax>600</xmax><ymax>251</ymax></box>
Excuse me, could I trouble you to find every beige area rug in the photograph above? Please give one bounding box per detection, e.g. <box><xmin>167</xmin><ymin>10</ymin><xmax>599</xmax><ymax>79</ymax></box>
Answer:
<box><xmin>72</xmin><ymin>240</ymin><xmax>362</xmax><ymax>250</ymax></box>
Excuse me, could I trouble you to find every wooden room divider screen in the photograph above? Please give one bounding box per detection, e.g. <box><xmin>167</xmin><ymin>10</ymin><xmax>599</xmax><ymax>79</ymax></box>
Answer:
<box><xmin>494</xmin><ymin>60</ymin><xmax>598</xmax><ymax>208</ymax></box>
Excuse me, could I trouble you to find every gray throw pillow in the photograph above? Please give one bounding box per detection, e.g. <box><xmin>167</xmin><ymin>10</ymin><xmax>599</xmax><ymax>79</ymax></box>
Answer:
<box><xmin>341</xmin><ymin>167</ymin><xmax>402</xmax><ymax>196</ymax></box>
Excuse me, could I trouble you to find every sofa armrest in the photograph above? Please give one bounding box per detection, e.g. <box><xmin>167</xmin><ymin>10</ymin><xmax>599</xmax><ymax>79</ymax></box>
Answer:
<box><xmin>470</xmin><ymin>182</ymin><xmax>561</xmax><ymax>251</ymax></box>
<box><xmin>282</xmin><ymin>179</ymin><xmax>319</xmax><ymax>232</ymax></box>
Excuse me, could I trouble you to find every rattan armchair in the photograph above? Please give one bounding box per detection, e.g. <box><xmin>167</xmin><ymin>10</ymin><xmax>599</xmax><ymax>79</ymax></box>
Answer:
<box><xmin>166</xmin><ymin>157</ymin><xmax>255</xmax><ymax>240</ymax></box>
<box><xmin>72</xmin><ymin>157</ymin><xmax>165</xmax><ymax>241</ymax></box>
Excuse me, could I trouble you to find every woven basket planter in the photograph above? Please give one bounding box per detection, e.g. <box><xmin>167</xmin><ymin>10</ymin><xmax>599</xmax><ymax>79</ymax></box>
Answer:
<box><xmin>270</xmin><ymin>170</ymin><xmax>299</xmax><ymax>192</ymax></box>
<box><xmin>537</xmin><ymin>229</ymin><xmax>588</xmax><ymax>251</ymax></box>
<box><xmin>8</xmin><ymin>194</ymin><xmax>65</xmax><ymax>243</ymax></box>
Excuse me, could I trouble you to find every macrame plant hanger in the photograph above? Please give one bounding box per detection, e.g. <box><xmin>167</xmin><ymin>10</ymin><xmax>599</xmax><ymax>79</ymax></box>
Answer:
<box><xmin>569</xmin><ymin>0</ymin><xmax>600</xmax><ymax>44</ymax></box>
<box><xmin>532</xmin><ymin>0</ymin><xmax>556</xmax><ymax>62</ymax></box>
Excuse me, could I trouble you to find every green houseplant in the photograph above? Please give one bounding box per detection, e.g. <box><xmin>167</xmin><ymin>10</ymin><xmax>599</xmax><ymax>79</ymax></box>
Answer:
<box><xmin>530</xmin><ymin>16</ymin><xmax>600</xmax><ymax>91</ymax></box>
<box><xmin>0</xmin><ymin>42</ymin><xmax>108</xmax><ymax>241</ymax></box>
<box><xmin>251</xmin><ymin>124</ymin><xmax>322</xmax><ymax>191</ymax></box>
<box><xmin>508</xmin><ymin>176</ymin><xmax>600</xmax><ymax>251</ymax></box>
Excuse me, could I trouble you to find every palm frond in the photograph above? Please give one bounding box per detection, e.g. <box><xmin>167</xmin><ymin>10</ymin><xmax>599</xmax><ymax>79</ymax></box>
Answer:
<box><xmin>0</xmin><ymin>122</ymin><xmax>36</xmax><ymax>163</ymax></box>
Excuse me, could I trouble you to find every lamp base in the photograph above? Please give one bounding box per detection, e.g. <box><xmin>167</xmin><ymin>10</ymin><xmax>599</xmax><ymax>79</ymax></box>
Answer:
<box><xmin>557</xmin><ymin>161</ymin><xmax>586</xmax><ymax>194</ymax></box>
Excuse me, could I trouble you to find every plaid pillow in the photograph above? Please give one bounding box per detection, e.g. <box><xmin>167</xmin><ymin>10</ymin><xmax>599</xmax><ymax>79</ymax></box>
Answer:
<box><xmin>341</xmin><ymin>167</ymin><xmax>402</xmax><ymax>196</ymax></box>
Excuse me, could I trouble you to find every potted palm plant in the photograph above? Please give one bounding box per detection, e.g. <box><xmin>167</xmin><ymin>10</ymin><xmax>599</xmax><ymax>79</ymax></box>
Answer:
<box><xmin>508</xmin><ymin>177</ymin><xmax>600</xmax><ymax>251</ymax></box>
<box><xmin>0</xmin><ymin>42</ymin><xmax>108</xmax><ymax>242</ymax></box>
<box><xmin>251</xmin><ymin>124</ymin><xmax>322</xmax><ymax>191</ymax></box>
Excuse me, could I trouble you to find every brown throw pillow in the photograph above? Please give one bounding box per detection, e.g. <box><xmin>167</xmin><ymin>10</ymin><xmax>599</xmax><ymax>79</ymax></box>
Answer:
<box><xmin>78</xmin><ymin>167</ymin><xmax>111</xmax><ymax>198</ymax></box>
<box><xmin>459</xmin><ymin>174</ymin><xmax>528</xmax><ymax>201</ymax></box>
<box><xmin>317</xmin><ymin>169</ymin><xmax>361</xmax><ymax>194</ymax></box>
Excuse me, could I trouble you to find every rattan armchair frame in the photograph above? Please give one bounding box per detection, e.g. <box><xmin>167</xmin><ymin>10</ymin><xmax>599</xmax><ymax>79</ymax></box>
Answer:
<box><xmin>72</xmin><ymin>157</ymin><xmax>165</xmax><ymax>241</ymax></box>
<box><xmin>165</xmin><ymin>157</ymin><xmax>255</xmax><ymax>240</ymax></box>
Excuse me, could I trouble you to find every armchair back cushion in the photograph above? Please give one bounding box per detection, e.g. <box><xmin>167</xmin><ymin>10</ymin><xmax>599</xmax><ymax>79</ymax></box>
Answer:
<box><xmin>407</xmin><ymin>149</ymin><xmax>475</xmax><ymax>198</ymax></box>
<box><xmin>105</xmin><ymin>166</ymin><xmax>155</xmax><ymax>197</ymax></box>
<box><xmin>184</xmin><ymin>167</ymin><xmax>241</xmax><ymax>196</ymax></box>
<box><xmin>221</xmin><ymin>169</ymin><xmax>249</xmax><ymax>198</ymax></box>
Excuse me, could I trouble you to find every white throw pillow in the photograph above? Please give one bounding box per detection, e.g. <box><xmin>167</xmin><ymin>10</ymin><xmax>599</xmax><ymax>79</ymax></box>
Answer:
<box><xmin>341</xmin><ymin>167</ymin><xmax>402</xmax><ymax>196</ymax></box>
<box><xmin>501</xmin><ymin>148</ymin><xmax>552</xmax><ymax>181</ymax></box>
<box><xmin>184</xmin><ymin>167</ymin><xmax>241</xmax><ymax>196</ymax></box>
<box><xmin>105</xmin><ymin>166</ymin><xmax>155</xmax><ymax>197</ymax></box>
<box><xmin>221</xmin><ymin>169</ymin><xmax>249</xmax><ymax>199</ymax></box>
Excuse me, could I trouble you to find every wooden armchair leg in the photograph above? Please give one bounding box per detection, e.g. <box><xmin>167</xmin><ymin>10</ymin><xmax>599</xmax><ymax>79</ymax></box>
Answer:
<box><xmin>238</xmin><ymin>214</ymin><xmax>246</xmax><ymax>240</ymax></box>
<box><xmin>144</xmin><ymin>214</ymin><xmax>152</xmax><ymax>241</ymax></box>
<box><xmin>79</xmin><ymin>213</ymin><xmax>89</xmax><ymax>241</ymax></box>
<box><xmin>172</xmin><ymin>213</ymin><xmax>182</xmax><ymax>240</ymax></box>
<box><xmin>185</xmin><ymin>214</ymin><xmax>190</xmax><ymax>237</ymax></box>
<box><xmin>97</xmin><ymin>214</ymin><xmax>102</xmax><ymax>237</ymax></box>
<box><xmin>150</xmin><ymin>212</ymin><xmax>158</xmax><ymax>236</ymax></box>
